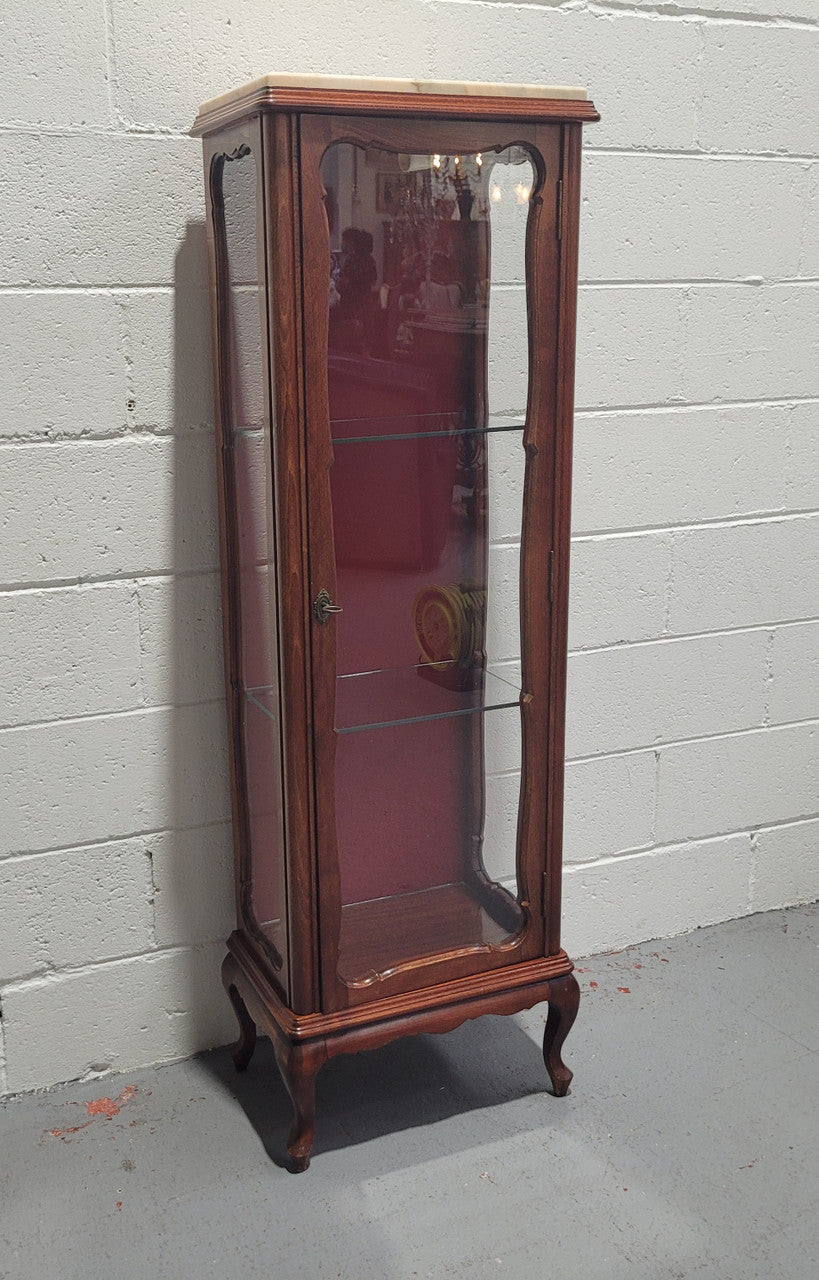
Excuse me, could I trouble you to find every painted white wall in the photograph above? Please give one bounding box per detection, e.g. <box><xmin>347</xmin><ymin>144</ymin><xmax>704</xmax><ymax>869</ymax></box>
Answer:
<box><xmin>1</xmin><ymin>0</ymin><xmax>816</xmax><ymax>1096</ymax></box>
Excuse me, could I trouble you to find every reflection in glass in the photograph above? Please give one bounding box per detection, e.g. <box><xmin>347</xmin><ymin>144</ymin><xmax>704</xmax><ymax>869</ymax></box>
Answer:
<box><xmin>220</xmin><ymin>148</ymin><xmax>288</xmax><ymax>984</ymax></box>
<box><xmin>321</xmin><ymin>144</ymin><xmax>535</xmax><ymax>985</ymax></box>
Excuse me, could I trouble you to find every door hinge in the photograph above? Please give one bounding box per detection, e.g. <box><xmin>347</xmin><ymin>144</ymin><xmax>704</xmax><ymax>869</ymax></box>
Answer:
<box><xmin>548</xmin><ymin>548</ymin><xmax>555</xmax><ymax>604</ymax></box>
<box><xmin>542</xmin><ymin>872</ymin><xmax>549</xmax><ymax>918</ymax></box>
<box><xmin>556</xmin><ymin>178</ymin><xmax>563</xmax><ymax>241</ymax></box>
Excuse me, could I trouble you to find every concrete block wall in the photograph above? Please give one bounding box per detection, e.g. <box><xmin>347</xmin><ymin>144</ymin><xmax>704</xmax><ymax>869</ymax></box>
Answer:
<box><xmin>0</xmin><ymin>0</ymin><xmax>816</xmax><ymax>1095</ymax></box>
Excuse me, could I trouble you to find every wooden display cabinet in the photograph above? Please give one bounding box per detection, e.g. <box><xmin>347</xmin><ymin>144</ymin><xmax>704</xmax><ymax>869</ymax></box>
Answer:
<box><xmin>192</xmin><ymin>74</ymin><xmax>599</xmax><ymax>1171</ymax></box>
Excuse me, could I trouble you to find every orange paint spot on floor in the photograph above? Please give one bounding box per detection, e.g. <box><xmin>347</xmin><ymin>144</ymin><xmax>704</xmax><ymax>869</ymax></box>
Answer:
<box><xmin>85</xmin><ymin>1085</ymin><xmax>138</xmax><ymax>1119</ymax></box>
<box><xmin>47</xmin><ymin>1122</ymin><xmax>93</xmax><ymax>1139</ymax></box>
<box><xmin>86</xmin><ymin>1097</ymin><xmax>119</xmax><ymax>1118</ymax></box>
<box><xmin>617</xmin><ymin>987</ymin><xmax>631</xmax><ymax>994</ymax></box>
<box><xmin>45</xmin><ymin>1085</ymin><xmax>139</xmax><ymax>1141</ymax></box>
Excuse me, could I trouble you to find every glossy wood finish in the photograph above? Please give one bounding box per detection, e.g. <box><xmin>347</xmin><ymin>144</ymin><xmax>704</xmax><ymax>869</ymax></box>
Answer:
<box><xmin>192</xmin><ymin>84</ymin><xmax>600</xmax><ymax>137</ymax></box>
<box><xmin>223</xmin><ymin>933</ymin><xmax>576</xmax><ymax>1171</ymax></box>
<box><xmin>338</xmin><ymin>884</ymin><xmax>515</xmax><ymax>989</ymax></box>
<box><xmin>260</xmin><ymin>111</ymin><xmax>320</xmax><ymax>1014</ymax></box>
<box><xmin>200</xmin><ymin>81</ymin><xmax>597</xmax><ymax>1169</ymax></box>
<box><xmin>541</xmin><ymin>972</ymin><xmax>581</xmax><ymax>1096</ymax></box>
<box><xmin>545</xmin><ymin>123</ymin><xmax>585</xmax><ymax>957</ymax></box>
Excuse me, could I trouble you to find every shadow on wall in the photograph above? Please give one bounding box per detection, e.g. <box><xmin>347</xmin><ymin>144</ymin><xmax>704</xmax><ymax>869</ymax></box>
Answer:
<box><xmin>149</xmin><ymin>222</ymin><xmax>235</xmax><ymax>1054</ymax></box>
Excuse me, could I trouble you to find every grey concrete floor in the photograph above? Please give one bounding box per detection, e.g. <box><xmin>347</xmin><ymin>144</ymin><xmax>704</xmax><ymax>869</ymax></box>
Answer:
<box><xmin>1</xmin><ymin>905</ymin><xmax>817</xmax><ymax>1280</ymax></box>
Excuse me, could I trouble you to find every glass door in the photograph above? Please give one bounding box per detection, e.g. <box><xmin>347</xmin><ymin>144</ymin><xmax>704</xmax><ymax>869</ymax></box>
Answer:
<box><xmin>299</xmin><ymin>115</ymin><xmax>561</xmax><ymax>1009</ymax></box>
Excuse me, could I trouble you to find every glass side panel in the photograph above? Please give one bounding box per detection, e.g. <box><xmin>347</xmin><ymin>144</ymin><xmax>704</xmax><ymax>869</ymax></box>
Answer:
<box><xmin>320</xmin><ymin>143</ymin><xmax>534</xmax><ymax>986</ymax></box>
<box><xmin>220</xmin><ymin>146</ymin><xmax>288</xmax><ymax>985</ymax></box>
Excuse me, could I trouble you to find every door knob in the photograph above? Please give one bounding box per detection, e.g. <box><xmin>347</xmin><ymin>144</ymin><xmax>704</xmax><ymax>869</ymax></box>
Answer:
<box><xmin>313</xmin><ymin>588</ymin><xmax>343</xmax><ymax>624</ymax></box>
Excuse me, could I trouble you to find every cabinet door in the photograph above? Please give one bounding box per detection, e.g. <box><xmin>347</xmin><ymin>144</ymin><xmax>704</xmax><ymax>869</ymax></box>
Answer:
<box><xmin>300</xmin><ymin>114</ymin><xmax>564</xmax><ymax>1011</ymax></box>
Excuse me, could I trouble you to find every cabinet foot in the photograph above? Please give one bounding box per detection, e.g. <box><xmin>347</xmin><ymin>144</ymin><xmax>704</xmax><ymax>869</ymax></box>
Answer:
<box><xmin>222</xmin><ymin>957</ymin><xmax>257</xmax><ymax>1072</ymax></box>
<box><xmin>542</xmin><ymin>973</ymin><xmax>580</xmax><ymax>1097</ymax></box>
<box><xmin>273</xmin><ymin>1040</ymin><xmax>327</xmax><ymax>1173</ymax></box>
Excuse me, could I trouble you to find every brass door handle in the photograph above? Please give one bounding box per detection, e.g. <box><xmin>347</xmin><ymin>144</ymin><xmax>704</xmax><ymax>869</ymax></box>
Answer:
<box><xmin>313</xmin><ymin>588</ymin><xmax>343</xmax><ymax>624</ymax></box>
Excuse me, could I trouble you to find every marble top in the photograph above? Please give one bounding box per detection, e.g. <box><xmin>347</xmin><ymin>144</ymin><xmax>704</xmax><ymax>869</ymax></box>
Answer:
<box><xmin>198</xmin><ymin>73</ymin><xmax>588</xmax><ymax>115</ymax></box>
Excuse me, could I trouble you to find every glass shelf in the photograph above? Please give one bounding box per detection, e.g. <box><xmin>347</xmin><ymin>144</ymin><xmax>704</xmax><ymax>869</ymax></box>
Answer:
<box><xmin>233</xmin><ymin>416</ymin><xmax>525</xmax><ymax>445</ymax></box>
<box><xmin>335</xmin><ymin>663</ymin><xmax>520</xmax><ymax>734</ymax></box>
<box><xmin>230</xmin><ymin>414</ymin><xmax>524</xmax><ymax>450</ymax></box>
<box><xmin>332</xmin><ymin>419</ymin><xmax>524</xmax><ymax>445</ymax></box>
<box><xmin>330</xmin><ymin>409</ymin><xmax>522</xmax><ymax>445</ymax></box>
<box><xmin>246</xmin><ymin>684</ymin><xmax>279</xmax><ymax>722</ymax></box>
<box><xmin>246</xmin><ymin>665</ymin><xmax>521</xmax><ymax>735</ymax></box>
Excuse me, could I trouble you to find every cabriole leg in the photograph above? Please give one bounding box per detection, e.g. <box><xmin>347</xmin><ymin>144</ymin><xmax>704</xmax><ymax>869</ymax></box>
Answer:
<box><xmin>542</xmin><ymin>973</ymin><xmax>580</xmax><ymax>1097</ymax></box>
<box><xmin>222</xmin><ymin>956</ymin><xmax>257</xmax><ymax>1072</ymax></box>
<box><xmin>273</xmin><ymin>1040</ymin><xmax>327</xmax><ymax>1173</ymax></box>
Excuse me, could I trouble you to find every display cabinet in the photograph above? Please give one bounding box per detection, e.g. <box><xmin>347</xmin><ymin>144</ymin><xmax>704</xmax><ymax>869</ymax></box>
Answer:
<box><xmin>192</xmin><ymin>73</ymin><xmax>599</xmax><ymax>1171</ymax></box>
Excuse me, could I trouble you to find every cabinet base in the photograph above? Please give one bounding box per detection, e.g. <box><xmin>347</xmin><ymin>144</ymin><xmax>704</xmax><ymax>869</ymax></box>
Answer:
<box><xmin>222</xmin><ymin>933</ymin><xmax>580</xmax><ymax>1172</ymax></box>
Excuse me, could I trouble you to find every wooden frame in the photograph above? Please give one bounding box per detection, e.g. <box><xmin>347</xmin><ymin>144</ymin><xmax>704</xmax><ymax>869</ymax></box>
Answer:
<box><xmin>194</xmin><ymin>80</ymin><xmax>598</xmax><ymax>1171</ymax></box>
